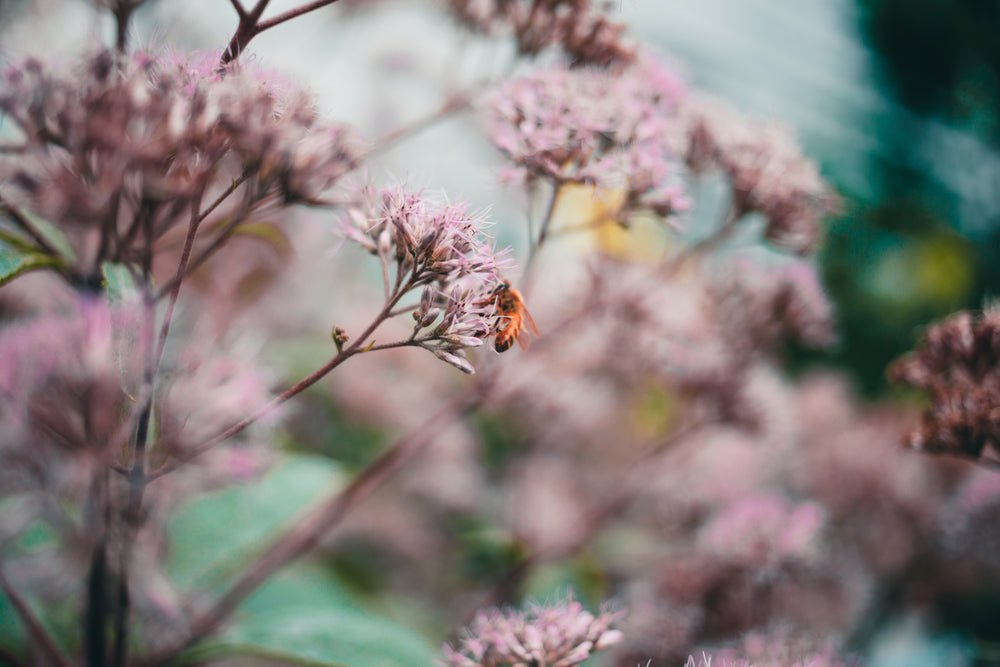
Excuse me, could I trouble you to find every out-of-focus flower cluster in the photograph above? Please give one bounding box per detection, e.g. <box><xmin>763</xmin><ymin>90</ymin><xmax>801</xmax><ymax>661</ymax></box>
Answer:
<box><xmin>343</xmin><ymin>185</ymin><xmax>511</xmax><ymax>373</ymax></box>
<box><xmin>443</xmin><ymin>0</ymin><xmax>634</xmax><ymax>67</ymax></box>
<box><xmin>890</xmin><ymin>307</ymin><xmax>1000</xmax><ymax>464</ymax></box>
<box><xmin>0</xmin><ymin>298</ymin><xmax>276</xmax><ymax>491</ymax></box>
<box><xmin>442</xmin><ymin>595</ymin><xmax>623</xmax><ymax>667</ymax></box>
<box><xmin>0</xmin><ymin>50</ymin><xmax>360</xmax><ymax>283</ymax></box>
<box><xmin>0</xmin><ymin>297</ymin><xmax>275</xmax><ymax>631</ymax></box>
<box><xmin>679</xmin><ymin>97</ymin><xmax>838</xmax><ymax>255</ymax></box>
<box><xmin>486</xmin><ymin>55</ymin><xmax>689</xmax><ymax>222</ymax></box>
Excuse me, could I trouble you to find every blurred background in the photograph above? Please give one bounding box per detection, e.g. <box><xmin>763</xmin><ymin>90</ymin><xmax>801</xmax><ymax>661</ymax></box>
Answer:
<box><xmin>3</xmin><ymin>1</ymin><xmax>1000</xmax><ymax>665</ymax></box>
<box><xmin>2</xmin><ymin>0</ymin><xmax>999</xmax><ymax>394</ymax></box>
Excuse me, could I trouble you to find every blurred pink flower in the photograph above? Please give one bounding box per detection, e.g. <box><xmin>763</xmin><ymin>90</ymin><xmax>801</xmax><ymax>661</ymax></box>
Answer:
<box><xmin>443</xmin><ymin>594</ymin><xmax>623</xmax><ymax>667</ymax></box>
<box><xmin>443</xmin><ymin>0</ymin><xmax>635</xmax><ymax>66</ymax></box>
<box><xmin>486</xmin><ymin>55</ymin><xmax>690</xmax><ymax>220</ymax></box>
<box><xmin>680</xmin><ymin>96</ymin><xmax>837</xmax><ymax>255</ymax></box>
<box><xmin>890</xmin><ymin>306</ymin><xmax>1000</xmax><ymax>464</ymax></box>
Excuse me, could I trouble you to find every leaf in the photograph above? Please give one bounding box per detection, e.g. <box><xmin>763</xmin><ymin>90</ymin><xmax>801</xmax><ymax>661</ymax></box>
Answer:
<box><xmin>0</xmin><ymin>240</ymin><xmax>61</xmax><ymax>287</ymax></box>
<box><xmin>181</xmin><ymin>603</ymin><xmax>439</xmax><ymax>667</ymax></box>
<box><xmin>165</xmin><ymin>453</ymin><xmax>346</xmax><ymax>592</ymax></box>
<box><xmin>100</xmin><ymin>261</ymin><xmax>142</xmax><ymax>305</ymax></box>
<box><xmin>233</xmin><ymin>222</ymin><xmax>292</xmax><ymax>257</ymax></box>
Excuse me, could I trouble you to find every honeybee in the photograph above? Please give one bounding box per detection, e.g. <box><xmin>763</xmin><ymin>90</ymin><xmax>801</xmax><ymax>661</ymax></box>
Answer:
<box><xmin>491</xmin><ymin>281</ymin><xmax>539</xmax><ymax>353</ymax></box>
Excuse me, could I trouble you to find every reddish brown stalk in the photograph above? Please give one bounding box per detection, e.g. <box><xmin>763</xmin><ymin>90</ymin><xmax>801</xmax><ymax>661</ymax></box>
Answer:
<box><xmin>140</xmin><ymin>391</ymin><xmax>484</xmax><ymax>666</ymax></box>
<box><xmin>220</xmin><ymin>0</ymin><xmax>344</xmax><ymax>66</ymax></box>
<box><xmin>147</xmin><ymin>273</ymin><xmax>415</xmax><ymax>480</ymax></box>
<box><xmin>0</xmin><ymin>565</ymin><xmax>72</xmax><ymax>667</ymax></box>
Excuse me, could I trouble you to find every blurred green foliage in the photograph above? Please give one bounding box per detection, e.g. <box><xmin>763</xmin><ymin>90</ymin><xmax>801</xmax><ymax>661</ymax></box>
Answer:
<box><xmin>806</xmin><ymin>0</ymin><xmax>1000</xmax><ymax>394</ymax></box>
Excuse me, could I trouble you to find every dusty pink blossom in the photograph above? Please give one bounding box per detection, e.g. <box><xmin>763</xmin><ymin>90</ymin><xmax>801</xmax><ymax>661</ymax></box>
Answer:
<box><xmin>890</xmin><ymin>306</ymin><xmax>1000</xmax><ymax>463</ymax></box>
<box><xmin>0</xmin><ymin>50</ymin><xmax>361</xmax><ymax>285</ymax></box>
<box><xmin>343</xmin><ymin>185</ymin><xmax>512</xmax><ymax>372</ymax></box>
<box><xmin>486</xmin><ymin>55</ymin><xmax>690</xmax><ymax>221</ymax></box>
<box><xmin>680</xmin><ymin>96</ymin><xmax>837</xmax><ymax>255</ymax></box>
<box><xmin>442</xmin><ymin>594</ymin><xmax>623</xmax><ymax>667</ymax></box>
<box><xmin>443</xmin><ymin>0</ymin><xmax>635</xmax><ymax>66</ymax></box>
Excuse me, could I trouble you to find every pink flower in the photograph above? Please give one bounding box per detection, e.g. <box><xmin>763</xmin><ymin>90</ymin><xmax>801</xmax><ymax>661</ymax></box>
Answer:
<box><xmin>486</xmin><ymin>55</ymin><xmax>690</xmax><ymax>221</ymax></box>
<box><xmin>680</xmin><ymin>96</ymin><xmax>837</xmax><ymax>255</ymax></box>
<box><xmin>443</xmin><ymin>0</ymin><xmax>635</xmax><ymax>66</ymax></box>
<box><xmin>343</xmin><ymin>185</ymin><xmax>513</xmax><ymax>372</ymax></box>
<box><xmin>443</xmin><ymin>594</ymin><xmax>623</xmax><ymax>667</ymax></box>
<box><xmin>0</xmin><ymin>50</ymin><xmax>361</xmax><ymax>283</ymax></box>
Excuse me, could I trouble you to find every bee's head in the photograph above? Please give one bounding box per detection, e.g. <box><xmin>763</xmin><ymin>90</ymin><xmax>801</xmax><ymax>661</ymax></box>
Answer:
<box><xmin>491</xmin><ymin>280</ymin><xmax>510</xmax><ymax>295</ymax></box>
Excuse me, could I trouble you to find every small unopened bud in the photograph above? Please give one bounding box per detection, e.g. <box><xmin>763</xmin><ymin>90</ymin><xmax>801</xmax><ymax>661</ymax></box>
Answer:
<box><xmin>420</xmin><ymin>285</ymin><xmax>435</xmax><ymax>314</ymax></box>
<box><xmin>434</xmin><ymin>349</ymin><xmax>475</xmax><ymax>375</ymax></box>
<box><xmin>332</xmin><ymin>326</ymin><xmax>349</xmax><ymax>352</ymax></box>
<box><xmin>444</xmin><ymin>335</ymin><xmax>484</xmax><ymax>348</ymax></box>
<box><xmin>420</xmin><ymin>308</ymin><xmax>441</xmax><ymax>327</ymax></box>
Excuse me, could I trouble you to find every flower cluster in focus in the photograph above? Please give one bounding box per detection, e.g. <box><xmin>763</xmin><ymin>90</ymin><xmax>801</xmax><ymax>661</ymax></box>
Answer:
<box><xmin>343</xmin><ymin>185</ymin><xmax>511</xmax><ymax>373</ymax></box>
<box><xmin>442</xmin><ymin>595</ymin><xmax>623</xmax><ymax>667</ymax></box>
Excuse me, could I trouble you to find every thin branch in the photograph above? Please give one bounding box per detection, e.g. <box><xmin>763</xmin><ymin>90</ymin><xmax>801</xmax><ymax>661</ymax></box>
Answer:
<box><xmin>153</xmin><ymin>199</ymin><xmax>254</xmax><ymax>301</ymax></box>
<box><xmin>154</xmin><ymin>207</ymin><xmax>203</xmax><ymax>365</ymax></box>
<box><xmin>0</xmin><ymin>565</ymin><xmax>72</xmax><ymax>667</ymax></box>
<box><xmin>114</xmin><ymin>2</ymin><xmax>136</xmax><ymax>52</ymax></box>
<box><xmin>147</xmin><ymin>275</ymin><xmax>416</xmax><ymax>480</ymax></box>
<box><xmin>219</xmin><ymin>0</ymin><xmax>274</xmax><ymax>66</ymax></box>
<box><xmin>362</xmin><ymin>92</ymin><xmax>474</xmax><ymax>162</ymax></box>
<box><xmin>227</xmin><ymin>0</ymin><xmax>248</xmax><ymax>20</ymax></box>
<box><xmin>663</xmin><ymin>201</ymin><xmax>743</xmax><ymax>275</ymax></box>
<box><xmin>255</xmin><ymin>0</ymin><xmax>343</xmax><ymax>32</ymax></box>
<box><xmin>140</xmin><ymin>390</ymin><xmax>485</xmax><ymax>666</ymax></box>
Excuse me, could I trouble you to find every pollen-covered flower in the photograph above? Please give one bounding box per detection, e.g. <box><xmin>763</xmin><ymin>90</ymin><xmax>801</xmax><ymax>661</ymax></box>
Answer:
<box><xmin>486</xmin><ymin>55</ymin><xmax>689</xmax><ymax>221</ymax></box>
<box><xmin>0</xmin><ymin>50</ymin><xmax>361</xmax><ymax>283</ymax></box>
<box><xmin>343</xmin><ymin>185</ymin><xmax>512</xmax><ymax>372</ymax></box>
<box><xmin>890</xmin><ymin>307</ymin><xmax>1000</xmax><ymax>463</ymax></box>
<box><xmin>443</xmin><ymin>0</ymin><xmax>635</xmax><ymax>67</ymax></box>
<box><xmin>442</xmin><ymin>594</ymin><xmax>623</xmax><ymax>667</ymax></box>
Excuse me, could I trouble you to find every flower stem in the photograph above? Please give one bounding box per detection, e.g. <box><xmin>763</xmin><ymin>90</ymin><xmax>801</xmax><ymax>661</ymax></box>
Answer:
<box><xmin>140</xmin><ymin>391</ymin><xmax>485</xmax><ymax>666</ymax></box>
<box><xmin>0</xmin><ymin>566</ymin><xmax>72</xmax><ymax>667</ymax></box>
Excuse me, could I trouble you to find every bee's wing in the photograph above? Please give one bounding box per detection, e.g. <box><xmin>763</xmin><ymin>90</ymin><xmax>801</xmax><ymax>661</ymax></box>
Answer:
<box><xmin>523</xmin><ymin>305</ymin><xmax>540</xmax><ymax>337</ymax></box>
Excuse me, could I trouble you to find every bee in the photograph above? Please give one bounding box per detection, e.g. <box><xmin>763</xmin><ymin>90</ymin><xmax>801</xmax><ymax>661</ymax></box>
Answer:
<box><xmin>491</xmin><ymin>281</ymin><xmax>539</xmax><ymax>353</ymax></box>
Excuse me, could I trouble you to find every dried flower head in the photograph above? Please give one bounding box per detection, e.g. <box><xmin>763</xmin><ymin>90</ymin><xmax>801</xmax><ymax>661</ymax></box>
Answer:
<box><xmin>681</xmin><ymin>97</ymin><xmax>837</xmax><ymax>255</ymax></box>
<box><xmin>0</xmin><ymin>50</ymin><xmax>360</xmax><ymax>283</ymax></box>
<box><xmin>442</xmin><ymin>594</ymin><xmax>623</xmax><ymax>667</ymax></box>
<box><xmin>487</xmin><ymin>55</ymin><xmax>689</xmax><ymax>221</ymax></box>
<box><xmin>890</xmin><ymin>307</ymin><xmax>1000</xmax><ymax>463</ymax></box>
<box><xmin>343</xmin><ymin>185</ymin><xmax>512</xmax><ymax>372</ymax></box>
<box><xmin>443</xmin><ymin>0</ymin><xmax>635</xmax><ymax>67</ymax></box>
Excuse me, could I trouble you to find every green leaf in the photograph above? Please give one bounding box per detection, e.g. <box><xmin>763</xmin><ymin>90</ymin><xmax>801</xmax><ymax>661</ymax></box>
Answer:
<box><xmin>165</xmin><ymin>453</ymin><xmax>346</xmax><ymax>592</ymax></box>
<box><xmin>101</xmin><ymin>261</ymin><xmax>142</xmax><ymax>305</ymax></box>
<box><xmin>16</xmin><ymin>209</ymin><xmax>76</xmax><ymax>261</ymax></box>
<box><xmin>0</xmin><ymin>240</ymin><xmax>61</xmax><ymax>287</ymax></box>
<box><xmin>181</xmin><ymin>603</ymin><xmax>439</xmax><ymax>667</ymax></box>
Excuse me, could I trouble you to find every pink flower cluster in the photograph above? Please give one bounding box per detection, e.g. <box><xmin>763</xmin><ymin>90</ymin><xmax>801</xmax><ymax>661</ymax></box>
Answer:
<box><xmin>682</xmin><ymin>97</ymin><xmax>838</xmax><ymax>255</ymax></box>
<box><xmin>890</xmin><ymin>306</ymin><xmax>1000</xmax><ymax>464</ymax></box>
<box><xmin>487</xmin><ymin>55</ymin><xmax>690</xmax><ymax>220</ymax></box>
<box><xmin>343</xmin><ymin>185</ymin><xmax>512</xmax><ymax>372</ymax></box>
<box><xmin>442</xmin><ymin>595</ymin><xmax>623</xmax><ymax>667</ymax></box>
<box><xmin>0</xmin><ymin>50</ymin><xmax>360</xmax><ymax>281</ymax></box>
<box><xmin>443</xmin><ymin>0</ymin><xmax>634</xmax><ymax>66</ymax></box>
